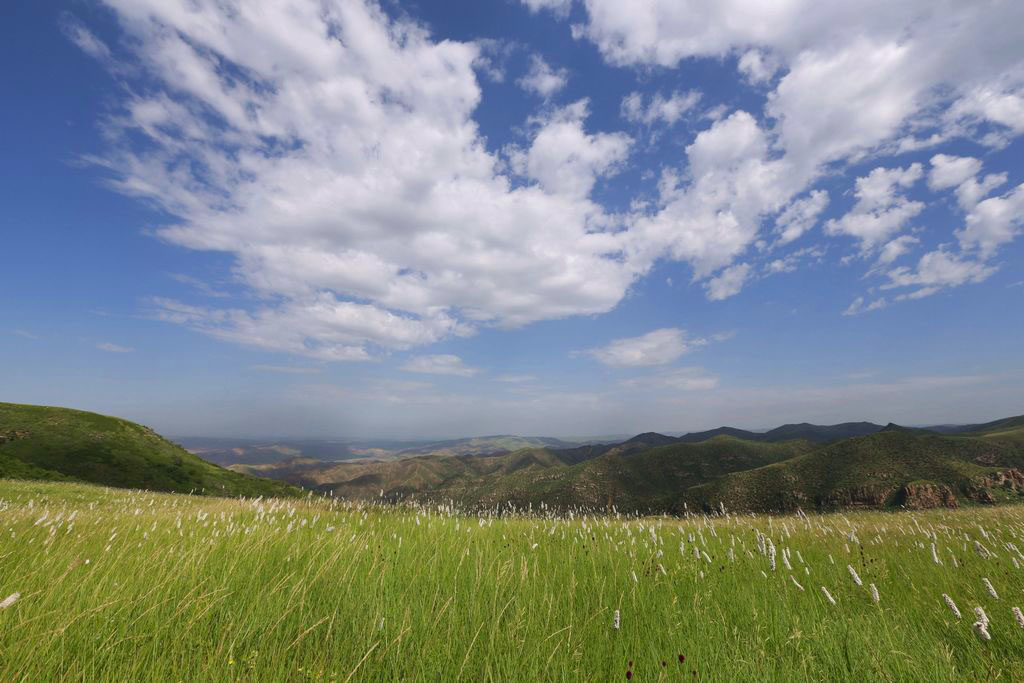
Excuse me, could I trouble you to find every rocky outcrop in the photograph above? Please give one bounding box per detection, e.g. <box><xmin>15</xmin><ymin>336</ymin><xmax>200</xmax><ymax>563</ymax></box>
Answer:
<box><xmin>821</xmin><ymin>485</ymin><xmax>899</xmax><ymax>508</ymax></box>
<box><xmin>0</xmin><ymin>429</ymin><xmax>29</xmax><ymax>445</ymax></box>
<box><xmin>901</xmin><ymin>482</ymin><xmax>959</xmax><ymax>509</ymax></box>
<box><xmin>965</xmin><ymin>469</ymin><xmax>1024</xmax><ymax>504</ymax></box>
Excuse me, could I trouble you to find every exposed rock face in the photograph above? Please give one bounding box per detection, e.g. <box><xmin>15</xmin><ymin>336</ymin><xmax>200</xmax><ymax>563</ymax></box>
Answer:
<box><xmin>0</xmin><ymin>429</ymin><xmax>29</xmax><ymax>445</ymax></box>
<box><xmin>965</xmin><ymin>469</ymin><xmax>1024</xmax><ymax>504</ymax></box>
<box><xmin>901</xmin><ymin>482</ymin><xmax>958</xmax><ymax>509</ymax></box>
<box><xmin>822</xmin><ymin>485</ymin><xmax>899</xmax><ymax>508</ymax></box>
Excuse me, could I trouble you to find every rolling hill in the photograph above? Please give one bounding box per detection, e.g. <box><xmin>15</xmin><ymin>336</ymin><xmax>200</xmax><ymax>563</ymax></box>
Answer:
<box><xmin>685</xmin><ymin>428</ymin><xmax>1024</xmax><ymax>512</ymax></box>
<box><xmin>238</xmin><ymin>418</ymin><xmax>1024</xmax><ymax>514</ymax></box>
<box><xmin>0</xmin><ymin>403</ymin><xmax>300</xmax><ymax>497</ymax></box>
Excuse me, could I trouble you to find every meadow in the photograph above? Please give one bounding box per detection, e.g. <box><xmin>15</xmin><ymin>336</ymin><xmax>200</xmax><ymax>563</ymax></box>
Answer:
<box><xmin>1</xmin><ymin>479</ymin><xmax>1023</xmax><ymax>681</ymax></box>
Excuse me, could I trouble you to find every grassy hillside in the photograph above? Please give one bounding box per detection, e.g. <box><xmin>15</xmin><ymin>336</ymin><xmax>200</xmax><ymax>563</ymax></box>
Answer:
<box><xmin>268</xmin><ymin>436</ymin><xmax>816</xmax><ymax>512</ymax></box>
<box><xmin>687</xmin><ymin>429</ymin><xmax>1024</xmax><ymax>512</ymax></box>
<box><xmin>2</xmin><ymin>479</ymin><xmax>1023</xmax><ymax>681</ymax></box>
<box><xmin>0</xmin><ymin>403</ymin><xmax>299</xmax><ymax>497</ymax></box>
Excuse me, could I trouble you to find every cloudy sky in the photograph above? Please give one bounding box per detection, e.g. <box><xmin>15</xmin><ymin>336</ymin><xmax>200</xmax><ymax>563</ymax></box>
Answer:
<box><xmin>3</xmin><ymin>0</ymin><xmax>1023</xmax><ymax>438</ymax></box>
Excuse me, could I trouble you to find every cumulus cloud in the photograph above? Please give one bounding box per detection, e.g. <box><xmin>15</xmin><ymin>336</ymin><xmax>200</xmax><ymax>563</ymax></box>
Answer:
<box><xmin>737</xmin><ymin>49</ymin><xmax>778</xmax><ymax>84</ymax></box>
<box><xmin>928</xmin><ymin>154</ymin><xmax>982</xmax><ymax>192</ymax></box>
<box><xmin>883</xmin><ymin>249</ymin><xmax>997</xmax><ymax>297</ymax></box>
<box><xmin>956</xmin><ymin>183</ymin><xmax>1024</xmax><ymax>256</ymax></box>
<box><xmin>705</xmin><ymin>263</ymin><xmax>751</xmax><ymax>301</ymax></box>
<box><xmin>773</xmin><ymin>190</ymin><xmax>829</xmax><ymax>245</ymax></box>
<box><xmin>577</xmin><ymin>328</ymin><xmax>706</xmax><ymax>367</ymax></box>
<box><xmin>517</xmin><ymin>54</ymin><xmax>569</xmax><ymax>97</ymax></box>
<box><xmin>79</xmin><ymin>1</ymin><xmax>653</xmax><ymax>361</ymax></box>
<box><xmin>577</xmin><ymin>0</ymin><xmax>1024</xmax><ymax>278</ymax></box>
<box><xmin>825</xmin><ymin>164</ymin><xmax>923</xmax><ymax>251</ymax></box>
<box><xmin>621</xmin><ymin>90</ymin><xmax>701</xmax><ymax>125</ymax></box>
<box><xmin>627</xmin><ymin>111</ymin><xmax>800</xmax><ymax>279</ymax></box>
<box><xmin>875</xmin><ymin>235</ymin><xmax>919</xmax><ymax>266</ymax></box>
<box><xmin>509</xmin><ymin>100</ymin><xmax>632</xmax><ymax>198</ymax></box>
<box><xmin>71</xmin><ymin>0</ymin><xmax>1024</xmax><ymax>365</ymax></box>
<box><xmin>400</xmin><ymin>354</ymin><xmax>480</xmax><ymax>377</ymax></box>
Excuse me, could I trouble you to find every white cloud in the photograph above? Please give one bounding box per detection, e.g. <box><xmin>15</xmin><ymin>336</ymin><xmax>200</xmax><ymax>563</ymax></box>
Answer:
<box><xmin>578</xmin><ymin>0</ymin><xmax>1024</xmax><ymax>265</ymax></box>
<box><xmin>773</xmin><ymin>190</ymin><xmax>829</xmax><ymax>244</ymax></box>
<box><xmin>875</xmin><ymin>235</ymin><xmax>920</xmax><ymax>266</ymax></box>
<box><xmin>509</xmin><ymin>100</ymin><xmax>632</xmax><ymax>198</ymax></box>
<box><xmin>620</xmin><ymin>367</ymin><xmax>718</xmax><ymax>392</ymax></box>
<box><xmin>400</xmin><ymin>354</ymin><xmax>479</xmax><ymax>377</ymax></box>
<box><xmin>627</xmin><ymin>111</ymin><xmax>800</xmax><ymax>279</ymax></box>
<box><xmin>13</xmin><ymin>329</ymin><xmax>40</xmax><ymax>340</ymax></box>
<box><xmin>81</xmin><ymin>1</ymin><xmax>654</xmax><ymax>361</ymax></box>
<box><xmin>705</xmin><ymin>263</ymin><xmax>750</xmax><ymax>301</ymax></box>
<box><xmin>60</xmin><ymin>17</ymin><xmax>113</xmax><ymax>63</ymax></box>
<box><xmin>928</xmin><ymin>154</ymin><xmax>982</xmax><ymax>191</ymax></box>
<box><xmin>97</xmin><ymin>342</ymin><xmax>134</xmax><ymax>353</ymax></box>
<box><xmin>70</xmin><ymin>0</ymin><xmax>1024</xmax><ymax>365</ymax></box>
<box><xmin>883</xmin><ymin>249</ymin><xmax>997</xmax><ymax>295</ymax></box>
<box><xmin>956</xmin><ymin>183</ymin><xmax>1024</xmax><ymax>256</ymax></box>
<box><xmin>621</xmin><ymin>90</ymin><xmax>701</xmax><ymax>125</ymax></box>
<box><xmin>517</xmin><ymin>55</ymin><xmax>569</xmax><ymax>97</ymax></box>
<box><xmin>494</xmin><ymin>374</ymin><xmax>538</xmax><ymax>383</ymax></box>
<box><xmin>737</xmin><ymin>49</ymin><xmax>778</xmax><ymax>84</ymax></box>
<box><xmin>521</xmin><ymin>0</ymin><xmax>573</xmax><ymax>17</ymax></box>
<box><xmin>577</xmin><ymin>328</ymin><xmax>705</xmax><ymax>367</ymax></box>
<box><xmin>825</xmin><ymin>164</ymin><xmax>923</xmax><ymax>250</ymax></box>
<box><xmin>251</xmin><ymin>364</ymin><xmax>322</xmax><ymax>374</ymax></box>
<box><xmin>842</xmin><ymin>296</ymin><xmax>887</xmax><ymax>316</ymax></box>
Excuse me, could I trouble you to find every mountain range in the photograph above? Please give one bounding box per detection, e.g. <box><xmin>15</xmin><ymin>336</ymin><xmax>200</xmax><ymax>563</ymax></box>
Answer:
<box><xmin>231</xmin><ymin>416</ymin><xmax>1024</xmax><ymax>513</ymax></box>
<box><xmin>3</xmin><ymin>401</ymin><xmax>1024</xmax><ymax>513</ymax></box>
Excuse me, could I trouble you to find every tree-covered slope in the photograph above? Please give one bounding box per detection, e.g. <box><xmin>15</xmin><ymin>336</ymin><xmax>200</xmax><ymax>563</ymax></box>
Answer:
<box><xmin>686</xmin><ymin>429</ymin><xmax>1024</xmax><ymax>512</ymax></box>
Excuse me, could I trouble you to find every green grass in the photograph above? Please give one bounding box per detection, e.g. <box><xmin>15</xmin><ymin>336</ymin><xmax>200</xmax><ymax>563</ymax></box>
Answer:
<box><xmin>1</xmin><ymin>478</ymin><xmax>1023</xmax><ymax>681</ymax></box>
<box><xmin>0</xmin><ymin>402</ymin><xmax>300</xmax><ymax>498</ymax></box>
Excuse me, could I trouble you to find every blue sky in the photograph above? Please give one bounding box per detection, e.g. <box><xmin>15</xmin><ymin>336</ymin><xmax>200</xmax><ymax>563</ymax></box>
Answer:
<box><xmin>2</xmin><ymin>0</ymin><xmax>1022</xmax><ymax>438</ymax></box>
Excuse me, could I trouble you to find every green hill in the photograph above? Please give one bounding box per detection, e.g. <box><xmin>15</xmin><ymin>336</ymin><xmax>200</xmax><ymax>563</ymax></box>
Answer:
<box><xmin>0</xmin><ymin>403</ymin><xmax>300</xmax><ymax>497</ymax></box>
<box><xmin>686</xmin><ymin>429</ymin><xmax>1024</xmax><ymax>512</ymax></box>
<box><xmin>261</xmin><ymin>436</ymin><xmax>816</xmax><ymax>512</ymax></box>
<box><xmin>249</xmin><ymin>424</ymin><xmax>1024</xmax><ymax>514</ymax></box>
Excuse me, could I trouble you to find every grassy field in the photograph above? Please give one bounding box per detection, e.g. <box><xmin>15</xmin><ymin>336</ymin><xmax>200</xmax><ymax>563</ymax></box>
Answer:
<box><xmin>1</xmin><ymin>479</ymin><xmax>1023</xmax><ymax>681</ymax></box>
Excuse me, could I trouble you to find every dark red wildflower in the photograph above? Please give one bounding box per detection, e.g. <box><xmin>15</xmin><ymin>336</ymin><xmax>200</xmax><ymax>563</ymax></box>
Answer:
<box><xmin>678</xmin><ymin>654</ymin><xmax>686</xmax><ymax>663</ymax></box>
<box><xmin>626</xmin><ymin>671</ymin><xmax>632</xmax><ymax>680</ymax></box>
<box><xmin>628</xmin><ymin>661</ymin><xmax>633</xmax><ymax>667</ymax></box>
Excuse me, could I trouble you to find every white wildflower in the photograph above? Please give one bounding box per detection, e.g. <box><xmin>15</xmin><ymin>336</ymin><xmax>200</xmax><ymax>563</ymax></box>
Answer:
<box><xmin>1012</xmin><ymin>607</ymin><xmax>1024</xmax><ymax>629</ymax></box>
<box><xmin>869</xmin><ymin>583</ymin><xmax>880</xmax><ymax>604</ymax></box>
<box><xmin>821</xmin><ymin>586</ymin><xmax>837</xmax><ymax>605</ymax></box>
<box><xmin>0</xmin><ymin>593</ymin><xmax>19</xmax><ymax>610</ymax></box>
<box><xmin>973</xmin><ymin>620</ymin><xmax>992</xmax><ymax>642</ymax></box>
<box><xmin>613</xmin><ymin>609</ymin><xmax>620</xmax><ymax>630</ymax></box>
<box><xmin>790</xmin><ymin>575</ymin><xmax>804</xmax><ymax>591</ymax></box>
<box><xmin>943</xmin><ymin>594</ymin><xmax>961</xmax><ymax>620</ymax></box>
<box><xmin>983</xmin><ymin>578</ymin><xmax>999</xmax><ymax>600</ymax></box>
<box><xmin>974</xmin><ymin>606</ymin><xmax>989</xmax><ymax>628</ymax></box>
<box><xmin>847</xmin><ymin>564</ymin><xmax>863</xmax><ymax>587</ymax></box>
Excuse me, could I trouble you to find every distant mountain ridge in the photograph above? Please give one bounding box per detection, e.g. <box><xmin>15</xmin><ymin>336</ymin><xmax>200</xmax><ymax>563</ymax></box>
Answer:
<box><xmin>5</xmin><ymin>401</ymin><xmax>1024</xmax><ymax>513</ymax></box>
<box><xmin>238</xmin><ymin>415</ymin><xmax>1024</xmax><ymax>513</ymax></box>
